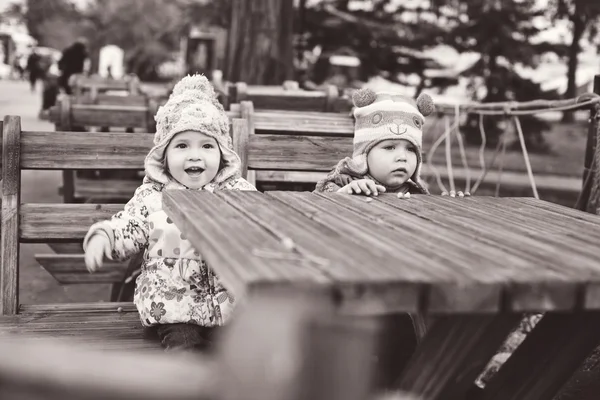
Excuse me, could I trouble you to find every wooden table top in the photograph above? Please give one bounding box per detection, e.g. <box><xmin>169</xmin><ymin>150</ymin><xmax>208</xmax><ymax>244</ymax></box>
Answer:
<box><xmin>163</xmin><ymin>191</ymin><xmax>600</xmax><ymax>315</ymax></box>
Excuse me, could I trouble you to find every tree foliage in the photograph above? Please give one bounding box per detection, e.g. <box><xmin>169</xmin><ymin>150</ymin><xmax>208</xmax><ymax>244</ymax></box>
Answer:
<box><xmin>549</xmin><ymin>0</ymin><xmax>600</xmax><ymax>121</ymax></box>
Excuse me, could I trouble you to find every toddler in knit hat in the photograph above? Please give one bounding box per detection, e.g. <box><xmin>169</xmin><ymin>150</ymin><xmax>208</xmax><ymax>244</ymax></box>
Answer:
<box><xmin>315</xmin><ymin>88</ymin><xmax>434</xmax><ymax>197</ymax></box>
<box><xmin>83</xmin><ymin>74</ymin><xmax>255</xmax><ymax>352</ymax></box>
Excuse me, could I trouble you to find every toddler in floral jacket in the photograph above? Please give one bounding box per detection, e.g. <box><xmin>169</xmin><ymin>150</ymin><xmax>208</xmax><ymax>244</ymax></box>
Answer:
<box><xmin>84</xmin><ymin>74</ymin><xmax>255</xmax><ymax>352</ymax></box>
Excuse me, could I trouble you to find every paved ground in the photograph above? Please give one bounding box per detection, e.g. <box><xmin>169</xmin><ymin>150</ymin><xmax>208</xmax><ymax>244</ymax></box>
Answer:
<box><xmin>2</xmin><ymin>79</ymin><xmax>111</xmax><ymax>304</ymax></box>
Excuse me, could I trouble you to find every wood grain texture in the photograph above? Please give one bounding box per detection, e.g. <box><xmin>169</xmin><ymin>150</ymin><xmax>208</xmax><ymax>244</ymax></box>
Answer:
<box><xmin>0</xmin><ymin>309</ymin><xmax>154</xmax><ymax>351</ymax></box>
<box><xmin>75</xmin><ymin>93</ymin><xmax>148</xmax><ymax>106</ymax></box>
<box><xmin>1</xmin><ymin>116</ymin><xmax>21</xmax><ymax>315</ymax></box>
<box><xmin>71</xmin><ymin>104</ymin><xmax>150</xmax><ymax>129</ymax></box>
<box><xmin>162</xmin><ymin>190</ymin><xmax>332</xmax><ymax>301</ymax></box>
<box><xmin>71</xmin><ymin>177</ymin><xmax>139</xmax><ymax>200</ymax></box>
<box><xmin>379</xmin><ymin>195</ymin><xmax>592</xmax><ymax>312</ymax></box>
<box><xmin>247</xmin><ymin>134</ymin><xmax>353</xmax><ymax>171</ymax></box>
<box><xmin>480</xmin><ymin>312</ymin><xmax>600</xmax><ymax>400</ymax></box>
<box><xmin>35</xmin><ymin>254</ymin><xmax>128</xmax><ymax>284</ymax></box>
<box><xmin>20</xmin><ymin>204</ymin><xmax>123</xmax><ymax>241</ymax></box>
<box><xmin>163</xmin><ymin>191</ymin><xmax>600</xmax><ymax>313</ymax></box>
<box><xmin>19</xmin><ymin>302</ymin><xmax>136</xmax><ymax>314</ymax></box>
<box><xmin>253</xmin><ymin>110</ymin><xmax>353</xmax><ymax>135</ymax></box>
<box><xmin>218</xmin><ymin>191</ymin><xmax>424</xmax><ymax>314</ymax></box>
<box><xmin>16</xmin><ymin>131</ymin><xmax>152</xmax><ymax>169</ymax></box>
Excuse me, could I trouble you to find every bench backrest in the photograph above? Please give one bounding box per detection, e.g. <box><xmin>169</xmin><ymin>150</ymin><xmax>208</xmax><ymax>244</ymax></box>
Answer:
<box><xmin>71</xmin><ymin>74</ymin><xmax>141</xmax><ymax>97</ymax></box>
<box><xmin>49</xmin><ymin>95</ymin><xmax>158</xmax><ymax>132</ymax></box>
<box><xmin>229</xmin><ymin>82</ymin><xmax>349</xmax><ymax>112</ymax></box>
<box><xmin>230</xmin><ymin>101</ymin><xmax>354</xmax><ymax>188</ymax></box>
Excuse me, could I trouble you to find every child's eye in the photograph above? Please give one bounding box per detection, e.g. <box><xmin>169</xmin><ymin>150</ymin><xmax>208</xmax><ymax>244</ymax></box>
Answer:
<box><xmin>203</xmin><ymin>144</ymin><xmax>215</xmax><ymax>149</ymax></box>
<box><xmin>384</xmin><ymin>145</ymin><xmax>395</xmax><ymax>151</ymax></box>
<box><xmin>175</xmin><ymin>143</ymin><xmax>187</xmax><ymax>149</ymax></box>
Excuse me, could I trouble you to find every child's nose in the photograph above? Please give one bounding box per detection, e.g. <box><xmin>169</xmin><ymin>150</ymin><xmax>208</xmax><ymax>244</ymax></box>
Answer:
<box><xmin>395</xmin><ymin>148</ymin><xmax>408</xmax><ymax>161</ymax></box>
<box><xmin>187</xmin><ymin>150</ymin><xmax>203</xmax><ymax>160</ymax></box>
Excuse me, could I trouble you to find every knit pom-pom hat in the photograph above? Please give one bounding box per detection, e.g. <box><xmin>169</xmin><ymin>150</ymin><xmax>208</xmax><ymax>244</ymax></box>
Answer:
<box><xmin>345</xmin><ymin>87</ymin><xmax>434</xmax><ymax>186</ymax></box>
<box><xmin>144</xmin><ymin>74</ymin><xmax>241</xmax><ymax>187</ymax></box>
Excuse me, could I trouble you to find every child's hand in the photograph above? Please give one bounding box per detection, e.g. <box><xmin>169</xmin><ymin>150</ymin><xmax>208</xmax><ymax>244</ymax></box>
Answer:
<box><xmin>441</xmin><ymin>190</ymin><xmax>471</xmax><ymax>198</ymax></box>
<box><xmin>338</xmin><ymin>179</ymin><xmax>386</xmax><ymax>196</ymax></box>
<box><xmin>84</xmin><ymin>234</ymin><xmax>112</xmax><ymax>273</ymax></box>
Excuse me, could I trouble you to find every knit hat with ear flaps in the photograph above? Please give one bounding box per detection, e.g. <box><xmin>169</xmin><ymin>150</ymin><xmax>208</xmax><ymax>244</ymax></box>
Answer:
<box><xmin>349</xmin><ymin>88</ymin><xmax>434</xmax><ymax>184</ymax></box>
<box><xmin>144</xmin><ymin>74</ymin><xmax>241</xmax><ymax>188</ymax></box>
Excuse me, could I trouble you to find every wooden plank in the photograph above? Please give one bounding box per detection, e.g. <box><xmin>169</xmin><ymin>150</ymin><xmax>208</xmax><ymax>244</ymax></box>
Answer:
<box><xmin>377</xmin><ymin>195</ymin><xmax>592</xmax><ymax>312</ymax></box>
<box><xmin>464</xmin><ymin>196</ymin><xmax>600</xmax><ymax>246</ymax></box>
<box><xmin>19</xmin><ymin>302</ymin><xmax>136</xmax><ymax>314</ymax></box>
<box><xmin>71</xmin><ymin>104</ymin><xmax>150</xmax><ymax>129</ymax></box>
<box><xmin>311</xmin><ymin>192</ymin><xmax>523</xmax><ymax>313</ymax></box>
<box><xmin>255</xmin><ymin>170</ymin><xmax>328</xmax><ymax>183</ymax></box>
<box><xmin>231</xmin><ymin>118</ymin><xmax>249</xmax><ymax>179</ymax></box>
<box><xmin>20</xmin><ymin>204</ymin><xmax>123</xmax><ymax>242</ymax></box>
<box><xmin>250</xmin><ymin>93</ymin><xmax>330</xmax><ymax>111</ymax></box>
<box><xmin>19</xmin><ymin>131</ymin><xmax>152</xmax><ymax>169</ymax></box>
<box><xmin>0</xmin><ymin>337</ymin><xmax>213</xmax><ymax>399</ymax></box>
<box><xmin>247</xmin><ymin>134</ymin><xmax>353</xmax><ymax>171</ymax></box>
<box><xmin>480</xmin><ymin>312</ymin><xmax>600</xmax><ymax>400</ymax></box>
<box><xmin>35</xmin><ymin>254</ymin><xmax>128</xmax><ymax>284</ymax></box>
<box><xmin>1</xmin><ymin>116</ymin><xmax>21</xmax><ymax>315</ymax></box>
<box><xmin>267</xmin><ymin>192</ymin><xmax>502</xmax><ymax>314</ymax></box>
<box><xmin>73</xmin><ymin>177</ymin><xmax>139</xmax><ymax>200</ymax></box>
<box><xmin>217</xmin><ymin>191</ymin><xmax>428</xmax><ymax>314</ymax></box>
<box><xmin>162</xmin><ymin>190</ymin><xmax>333</xmax><ymax>300</ymax></box>
<box><xmin>396</xmin><ymin>315</ymin><xmax>520</xmax><ymax>399</ymax></box>
<box><xmin>514</xmin><ymin>197</ymin><xmax>600</xmax><ymax>226</ymax></box>
<box><xmin>76</xmin><ymin>94</ymin><xmax>148</xmax><ymax>106</ymax></box>
<box><xmin>253</xmin><ymin>111</ymin><xmax>354</xmax><ymax>135</ymax></box>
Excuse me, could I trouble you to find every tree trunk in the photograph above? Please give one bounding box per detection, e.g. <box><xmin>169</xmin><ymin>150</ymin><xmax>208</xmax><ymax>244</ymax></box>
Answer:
<box><xmin>562</xmin><ymin>13</ymin><xmax>586</xmax><ymax>123</ymax></box>
<box><xmin>224</xmin><ymin>0</ymin><xmax>294</xmax><ymax>85</ymax></box>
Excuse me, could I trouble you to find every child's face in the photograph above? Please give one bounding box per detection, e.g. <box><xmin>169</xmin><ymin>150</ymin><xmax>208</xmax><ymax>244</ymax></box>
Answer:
<box><xmin>367</xmin><ymin>139</ymin><xmax>418</xmax><ymax>188</ymax></box>
<box><xmin>165</xmin><ymin>130</ymin><xmax>221</xmax><ymax>189</ymax></box>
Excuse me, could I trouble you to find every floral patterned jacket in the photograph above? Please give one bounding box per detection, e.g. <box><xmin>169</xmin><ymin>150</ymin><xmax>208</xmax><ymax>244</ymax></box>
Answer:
<box><xmin>83</xmin><ymin>178</ymin><xmax>256</xmax><ymax>328</ymax></box>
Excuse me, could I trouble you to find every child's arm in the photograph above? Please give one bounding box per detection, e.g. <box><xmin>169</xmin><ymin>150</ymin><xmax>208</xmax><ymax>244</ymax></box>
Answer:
<box><xmin>83</xmin><ymin>183</ymin><xmax>155</xmax><ymax>262</ymax></box>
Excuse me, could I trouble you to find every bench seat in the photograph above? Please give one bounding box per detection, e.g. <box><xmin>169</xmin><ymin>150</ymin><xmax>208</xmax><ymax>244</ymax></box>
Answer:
<box><xmin>0</xmin><ymin>303</ymin><xmax>157</xmax><ymax>351</ymax></box>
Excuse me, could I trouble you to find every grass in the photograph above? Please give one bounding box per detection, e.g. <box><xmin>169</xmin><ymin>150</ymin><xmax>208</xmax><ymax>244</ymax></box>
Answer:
<box><xmin>422</xmin><ymin>115</ymin><xmax>590</xmax><ymax>178</ymax></box>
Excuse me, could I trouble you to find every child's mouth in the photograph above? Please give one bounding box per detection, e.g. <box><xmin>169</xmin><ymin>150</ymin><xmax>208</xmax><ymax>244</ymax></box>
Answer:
<box><xmin>392</xmin><ymin>167</ymin><xmax>408</xmax><ymax>174</ymax></box>
<box><xmin>185</xmin><ymin>166</ymin><xmax>205</xmax><ymax>177</ymax></box>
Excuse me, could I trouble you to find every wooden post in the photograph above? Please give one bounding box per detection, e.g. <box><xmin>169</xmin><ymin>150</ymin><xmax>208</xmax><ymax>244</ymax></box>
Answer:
<box><xmin>576</xmin><ymin>75</ymin><xmax>600</xmax><ymax>213</ymax></box>
<box><xmin>1</xmin><ymin>116</ymin><xmax>21</xmax><ymax>315</ymax></box>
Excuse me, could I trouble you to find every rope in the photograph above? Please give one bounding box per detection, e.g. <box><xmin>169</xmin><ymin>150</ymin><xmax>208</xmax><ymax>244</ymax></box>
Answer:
<box><xmin>433</xmin><ymin>93</ymin><xmax>600</xmax><ymax>116</ymax></box>
<box><xmin>454</xmin><ymin>103</ymin><xmax>471</xmax><ymax>194</ymax></box>
<box><xmin>513</xmin><ymin>116</ymin><xmax>539</xmax><ymax>199</ymax></box>
<box><xmin>495</xmin><ymin>132</ymin><xmax>509</xmax><ymax>197</ymax></box>
<box><xmin>426</xmin><ymin>117</ymin><xmax>461</xmax><ymax>193</ymax></box>
<box><xmin>471</xmin><ymin>114</ymin><xmax>488</xmax><ymax>193</ymax></box>
<box><xmin>445</xmin><ymin>115</ymin><xmax>456</xmax><ymax>195</ymax></box>
<box><xmin>419</xmin><ymin>92</ymin><xmax>600</xmax><ymax>196</ymax></box>
<box><xmin>471</xmin><ymin>139</ymin><xmax>503</xmax><ymax>194</ymax></box>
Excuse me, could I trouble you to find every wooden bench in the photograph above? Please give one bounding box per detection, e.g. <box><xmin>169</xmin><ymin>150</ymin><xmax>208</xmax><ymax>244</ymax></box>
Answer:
<box><xmin>70</xmin><ymin>73</ymin><xmax>142</xmax><ymax>97</ymax></box>
<box><xmin>0</xmin><ymin>115</ymin><xmax>410</xmax><ymax>393</ymax></box>
<box><xmin>228</xmin><ymin>81</ymin><xmax>349</xmax><ymax>112</ymax></box>
<box><xmin>48</xmin><ymin>94</ymin><xmax>159</xmax><ymax>204</ymax></box>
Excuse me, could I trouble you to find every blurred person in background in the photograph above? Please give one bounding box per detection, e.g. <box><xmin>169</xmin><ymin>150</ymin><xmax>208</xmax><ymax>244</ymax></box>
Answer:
<box><xmin>25</xmin><ymin>47</ymin><xmax>43</xmax><ymax>91</ymax></box>
<box><xmin>58</xmin><ymin>38</ymin><xmax>89</xmax><ymax>94</ymax></box>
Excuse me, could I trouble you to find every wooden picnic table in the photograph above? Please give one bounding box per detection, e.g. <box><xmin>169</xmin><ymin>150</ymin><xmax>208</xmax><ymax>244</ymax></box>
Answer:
<box><xmin>163</xmin><ymin>190</ymin><xmax>600</xmax><ymax>400</ymax></box>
